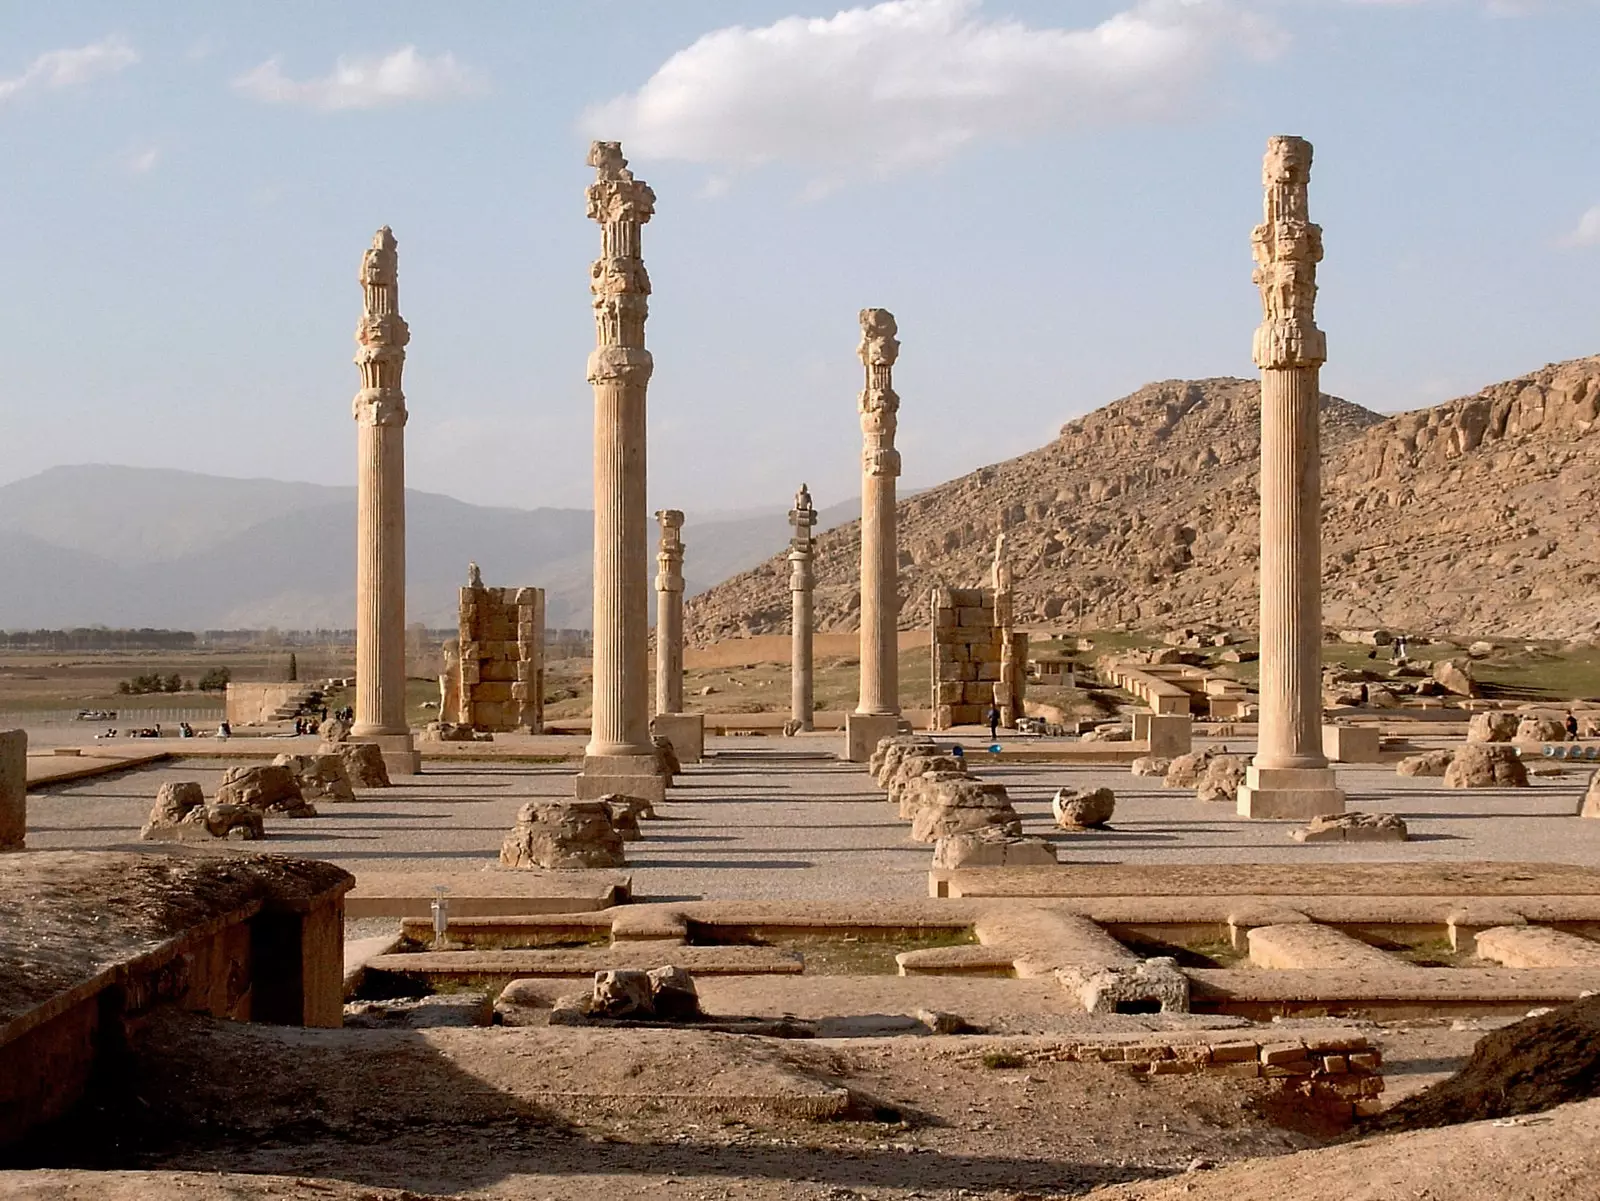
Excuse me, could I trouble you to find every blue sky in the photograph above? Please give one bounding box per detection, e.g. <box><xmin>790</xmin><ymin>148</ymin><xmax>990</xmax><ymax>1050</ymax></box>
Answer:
<box><xmin>1</xmin><ymin>0</ymin><xmax>1597</xmax><ymax>515</ymax></box>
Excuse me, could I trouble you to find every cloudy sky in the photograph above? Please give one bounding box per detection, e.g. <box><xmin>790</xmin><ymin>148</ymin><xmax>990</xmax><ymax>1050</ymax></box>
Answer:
<box><xmin>2</xmin><ymin>0</ymin><xmax>1597</xmax><ymax>515</ymax></box>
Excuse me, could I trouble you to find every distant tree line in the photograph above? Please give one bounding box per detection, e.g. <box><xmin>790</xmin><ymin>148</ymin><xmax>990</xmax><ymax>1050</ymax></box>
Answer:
<box><xmin>0</xmin><ymin>628</ymin><xmax>198</xmax><ymax>651</ymax></box>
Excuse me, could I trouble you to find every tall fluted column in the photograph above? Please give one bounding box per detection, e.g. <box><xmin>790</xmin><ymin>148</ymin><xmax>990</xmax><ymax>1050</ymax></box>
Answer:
<box><xmin>788</xmin><ymin>484</ymin><xmax>817</xmax><ymax>731</ymax></box>
<box><xmin>845</xmin><ymin>310</ymin><xmax>905</xmax><ymax>761</ymax></box>
<box><xmin>577</xmin><ymin>142</ymin><xmax>665</xmax><ymax>799</ymax></box>
<box><xmin>351</xmin><ymin>226</ymin><xmax>418</xmax><ymax>774</ymax></box>
<box><xmin>1237</xmin><ymin>135</ymin><xmax>1344</xmax><ymax>820</ymax></box>
<box><xmin>654</xmin><ymin>509</ymin><xmax>685</xmax><ymax>716</ymax></box>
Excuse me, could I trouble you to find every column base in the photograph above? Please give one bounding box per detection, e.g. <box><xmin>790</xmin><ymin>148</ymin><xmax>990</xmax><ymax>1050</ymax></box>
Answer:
<box><xmin>650</xmin><ymin>713</ymin><xmax>704</xmax><ymax>764</ymax></box>
<box><xmin>355</xmin><ymin>732</ymin><xmax>420</xmax><ymax>777</ymax></box>
<box><xmin>576</xmin><ymin>753</ymin><xmax>667</xmax><ymax>804</ymax></box>
<box><xmin>845</xmin><ymin>713</ymin><xmax>908</xmax><ymax>763</ymax></box>
<box><xmin>1236</xmin><ymin>765</ymin><xmax>1345</xmax><ymax>820</ymax></box>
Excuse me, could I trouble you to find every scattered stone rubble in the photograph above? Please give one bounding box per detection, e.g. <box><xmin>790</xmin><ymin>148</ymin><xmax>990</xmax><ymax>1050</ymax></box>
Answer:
<box><xmin>1130</xmin><ymin>755</ymin><xmax>1171</xmax><ymax>778</ymax></box>
<box><xmin>420</xmin><ymin>721</ymin><xmax>493</xmax><ymax>743</ymax></box>
<box><xmin>215</xmin><ymin>764</ymin><xmax>317</xmax><ymax>817</ymax></box>
<box><xmin>140</xmin><ymin>781</ymin><xmax>263</xmax><ymax>842</ymax></box>
<box><xmin>1051</xmin><ymin>786</ymin><xmax>1115</xmax><ymax>830</ymax></box>
<box><xmin>271</xmin><ymin>753</ymin><xmax>356</xmax><ymax>804</ymax></box>
<box><xmin>1196</xmin><ymin>754</ymin><xmax>1247</xmax><ymax>804</ymax></box>
<box><xmin>1397</xmin><ymin>748</ymin><xmax>1455</xmax><ymax>777</ymax></box>
<box><xmin>869</xmin><ymin>735</ymin><xmax>1025</xmax><ymax>847</ymax></box>
<box><xmin>320</xmin><ymin>741</ymin><xmax>391</xmax><ymax>787</ymax></box>
<box><xmin>1163</xmin><ymin>748</ymin><xmax>1218</xmax><ymax>788</ymax></box>
<box><xmin>1443</xmin><ymin>743</ymin><xmax>1530</xmax><ymax>789</ymax></box>
<box><xmin>500</xmin><ymin>800</ymin><xmax>627</xmax><ymax>869</ymax></box>
<box><xmin>544</xmin><ymin>965</ymin><xmax>703</xmax><ymax>1025</ymax></box>
<box><xmin>1292</xmin><ymin>811</ymin><xmax>1409</xmax><ymax>843</ymax></box>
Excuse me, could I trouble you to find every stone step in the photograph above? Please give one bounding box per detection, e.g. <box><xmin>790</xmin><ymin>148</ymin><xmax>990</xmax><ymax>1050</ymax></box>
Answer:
<box><xmin>1474</xmin><ymin>925</ymin><xmax>1600</xmax><ymax>968</ymax></box>
<box><xmin>1247</xmin><ymin>923</ymin><xmax>1421</xmax><ymax>972</ymax></box>
<box><xmin>346</xmin><ymin>869</ymin><xmax>630</xmax><ymax>919</ymax></box>
<box><xmin>1187</xmin><ymin>967</ymin><xmax>1600</xmax><ymax>1019</ymax></box>
<box><xmin>895</xmin><ymin>944</ymin><xmax>1017</xmax><ymax>975</ymax></box>
<box><xmin>366</xmin><ymin>945</ymin><xmax>805</xmax><ymax>987</ymax></box>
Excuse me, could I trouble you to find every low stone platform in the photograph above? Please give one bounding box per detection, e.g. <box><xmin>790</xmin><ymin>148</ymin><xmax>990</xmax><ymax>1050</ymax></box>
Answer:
<box><xmin>346</xmin><ymin>869</ymin><xmax>632</xmax><ymax>918</ymax></box>
<box><xmin>1187</xmin><ymin>966</ymin><xmax>1600</xmax><ymax>1019</ymax></box>
<box><xmin>0</xmin><ymin>850</ymin><xmax>352</xmax><ymax>1149</ymax></box>
<box><xmin>24</xmin><ymin>749</ymin><xmax>171</xmax><ymax>789</ymax></box>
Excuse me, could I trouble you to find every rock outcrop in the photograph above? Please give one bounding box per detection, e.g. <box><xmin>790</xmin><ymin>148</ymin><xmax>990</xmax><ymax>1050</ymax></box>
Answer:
<box><xmin>687</xmin><ymin>357</ymin><xmax>1600</xmax><ymax>642</ymax></box>
<box><xmin>1467</xmin><ymin>712</ymin><xmax>1520</xmax><ymax>743</ymax></box>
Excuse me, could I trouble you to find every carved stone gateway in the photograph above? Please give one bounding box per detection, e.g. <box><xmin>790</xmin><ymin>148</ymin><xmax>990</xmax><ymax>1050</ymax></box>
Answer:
<box><xmin>846</xmin><ymin>309</ymin><xmax>906</xmax><ymax>761</ymax></box>
<box><xmin>1236</xmin><ymin>136</ymin><xmax>1345</xmax><ymax>821</ymax></box>
<box><xmin>577</xmin><ymin>141</ymin><xmax>666</xmax><ymax>803</ymax></box>
<box><xmin>351</xmin><ymin>227</ymin><xmax>419</xmax><ymax>776</ymax></box>
<box><xmin>788</xmin><ymin>484</ymin><xmax>817</xmax><ymax>732</ymax></box>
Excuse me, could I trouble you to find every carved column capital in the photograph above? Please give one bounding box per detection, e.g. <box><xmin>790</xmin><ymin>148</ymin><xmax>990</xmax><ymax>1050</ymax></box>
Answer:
<box><xmin>1252</xmin><ymin>136</ymin><xmax>1326</xmax><ymax>370</ymax></box>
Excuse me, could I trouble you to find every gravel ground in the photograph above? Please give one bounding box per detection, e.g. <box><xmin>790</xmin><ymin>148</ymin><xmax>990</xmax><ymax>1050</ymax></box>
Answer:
<box><xmin>22</xmin><ymin>735</ymin><xmax>1598</xmax><ymax>901</ymax></box>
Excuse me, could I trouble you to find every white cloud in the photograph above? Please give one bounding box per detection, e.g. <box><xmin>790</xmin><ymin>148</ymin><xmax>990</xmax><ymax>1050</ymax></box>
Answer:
<box><xmin>582</xmin><ymin>0</ymin><xmax>1283</xmax><ymax>187</ymax></box>
<box><xmin>1561</xmin><ymin>205</ymin><xmax>1600</xmax><ymax>249</ymax></box>
<box><xmin>122</xmin><ymin>144</ymin><xmax>160</xmax><ymax>174</ymax></box>
<box><xmin>0</xmin><ymin>36</ymin><xmax>138</xmax><ymax>104</ymax></box>
<box><xmin>233</xmin><ymin>45</ymin><xmax>482</xmax><ymax>110</ymax></box>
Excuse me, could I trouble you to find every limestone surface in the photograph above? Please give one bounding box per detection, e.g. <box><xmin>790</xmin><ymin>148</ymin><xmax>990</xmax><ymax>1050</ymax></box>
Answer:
<box><xmin>500</xmin><ymin>801</ymin><xmax>627</xmax><ymax>870</ymax></box>
<box><xmin>1163</xmin><ymin>748</ymin><xmax>1217</xmax><ymax>788</ymax></box>
<box><xmin>1443</xmin><ymin>743</ymin><xmax>1530</xmax><ymax>789</ymax></box>
<box><xmin>1130</xmin><ymin>755</ymin><xmax>1171</xmax><ymax>778</ymax></box>
<box><xmin>215</xmin><ymin>765</ymin><xmax>315</xmax><ymax>817</ymax></box>
<box><xmin>1515</xmin><ymin>715</ymin><xmax>1566</xmax><ymax>743</ymax></box>
<box><xmin>1581</xmin><ymin>769</ymin><xmax>1600</xmax><ymax>819</ymax></box>
<box><xmin>931</xmin><ymin>828</ymin><xmax>1056</xmax><ymax>867</ymax></box>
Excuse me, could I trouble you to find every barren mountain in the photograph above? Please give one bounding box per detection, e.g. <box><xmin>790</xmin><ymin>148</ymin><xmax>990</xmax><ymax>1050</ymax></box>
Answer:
<box><xmin>685</xmin><ymin>355</ymin><xmax>1600</xmax><ymax>643</ymax></box>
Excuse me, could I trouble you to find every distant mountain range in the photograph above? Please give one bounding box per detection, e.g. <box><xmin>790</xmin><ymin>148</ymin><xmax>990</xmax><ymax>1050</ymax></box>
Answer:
<box><xmin>0</xmin><ymin>465</ymin><xmax>860</xmax><ymax>630</ymax></box>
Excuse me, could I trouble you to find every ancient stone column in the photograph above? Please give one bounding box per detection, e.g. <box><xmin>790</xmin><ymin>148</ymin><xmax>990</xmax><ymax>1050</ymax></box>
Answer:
<box><xmin>577</xmin><ymin>142</ymin><xmax>664</xmax><ymax>801</ymax></box>
<box><xmin>846</xmin><ymin>309</ymin><xmax>905</xmax><ymax>761</ymax></box>
<box><xmin>351</xmin><ymin>226</ymin><xmax>419</xmax><ymax>776</ymax></box>
<box><xmin>992</xmin><ymin>533</ymin><xmax>1025</xmax><ymax>729</ymax></box>
<box><xmin>1236</xmin><ymin>136</ymin><xmax>1345</xmax><ymax>820</ymax></box>
<box><xmin>654</xmin><ymin>509</ymin><xmax>685</xmax><ymax>716</ymax></box>
<box><xmin>788</xmin><ymin>483</ymin><xmax>817</xmax><ymax>732</ymax></box>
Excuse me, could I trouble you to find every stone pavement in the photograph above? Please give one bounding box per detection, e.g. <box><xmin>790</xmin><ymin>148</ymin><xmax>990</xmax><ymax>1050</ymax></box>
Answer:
<box><xmin>20</xmin><ymin>736</ymin><xmax>1598</xmax><ymax>902</ymax></box>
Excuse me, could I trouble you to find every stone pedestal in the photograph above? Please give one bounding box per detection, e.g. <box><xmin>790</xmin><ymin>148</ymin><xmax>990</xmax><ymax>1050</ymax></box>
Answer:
<box><xmin>578</xmin><ymin>142</ymin><xmax>660</xmax><ymax>797</ymax></box>
<box><xmin>350</xmin><ymin>227</ymin><xmax>417</xmax><ymax>775</ymax></box>
<box><xmin>1238</xmin><ymin>135</ymin><xmax>1343</xmax><ymax>820</ymax></box>
<box><xmin>1133</xmin><ymin>713</ymin><xmax>1192</xmax><ymax>758</ymax></box>
<box><xmin>1237</xmin><ymin>765</ymin><xmax>1345</xmax><ymax>820</ymax></box>
<box><xmin>788</xmin><ymin>484</ymin><xmax>817</xmax><ymax>731</ymax></box>
<box><xmin>0</xmin><ymin>729</ymin><xmax>25</xmax><ymax>851</ymax></box>
<box><xmin>355</xmin><ymin>732</ymin><xmax>422</xmax><ymax>779</ymax></box>
<box><xmin>854</xmin><ymin>309</ymin><xmax>902</xmax><ymax>732</ymax></box>
<box><xmin>574</xmin><ymin>754</ymin><xmax>667</xmax><ymax>805</ymax></box>
<box><xmin>1322</xmin><ymin>724</ymin><xmax>1381</xmax><ymax>764</ymax></box>
<box><xmin>846</xmin><ymin>713</ymin><xmax>905</xmax><ymax>764</ymax></box>
<box><xmin>651</xmin><ymin>712</ymin><xmax>704</xmax><ymax>765</ymax></box>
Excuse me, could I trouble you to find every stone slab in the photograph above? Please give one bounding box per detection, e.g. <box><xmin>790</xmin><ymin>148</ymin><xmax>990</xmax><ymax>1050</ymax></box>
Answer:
<box><xmin>845</xmin><ymin>713</ymin><xmax>904</xmax><ymax>763</ymax></box>
<box><xmin>1247</xmin><ymin>923</ymin><xmax>1419</xmax><ymax>972</ymax></box>
<box><xmin>1186</xmin><ymin>966</ymin><xmax>1600</xmax><ymax>1009</ymax></box>
<box><xmin>1474</xmin><ymin>924</ymin><xmax>1600</xmax><ymax>968</ymax></box>
<box><xmin>23</xmin><ymin>749</ymin><xmax>170</xmax><ymax>789</ymax></box>
<box><xmin>345</xmin><ymin>870</ymin><xmax>631</xmax><ymax>919</ymax></box>
<box><xmin>931</xmin><ymin>862</ymin><xmax>1600</xmax><ymax>900</ymax></box>
<box><xmin>650</xmin><ymin>713</ymin><xmax>705</xmax><ymax>764</ymax></box>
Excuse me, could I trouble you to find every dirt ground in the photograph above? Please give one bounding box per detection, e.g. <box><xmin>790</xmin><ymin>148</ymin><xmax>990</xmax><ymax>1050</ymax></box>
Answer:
<box><xmin>3</xmin><ymin>1009</ymin><xmax>1595</xmax><ymax>1201</ymax></box>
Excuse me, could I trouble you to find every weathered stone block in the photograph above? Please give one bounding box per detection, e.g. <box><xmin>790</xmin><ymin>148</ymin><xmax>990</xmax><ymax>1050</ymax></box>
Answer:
<box><xmin>0</xmin><ymin>730</ymin><xmax>24</xmax><ymax>851</ymax></box>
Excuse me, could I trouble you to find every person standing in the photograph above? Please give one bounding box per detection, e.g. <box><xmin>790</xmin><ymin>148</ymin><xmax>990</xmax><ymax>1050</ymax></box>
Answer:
<box><xmin>987</xmin><ymin>704</ymin><xmax>1001</xmax><ymax>741</ymax></box>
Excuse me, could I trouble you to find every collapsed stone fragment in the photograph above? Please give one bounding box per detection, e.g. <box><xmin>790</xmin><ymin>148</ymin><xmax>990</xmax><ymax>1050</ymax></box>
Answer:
<box><xmin>215</xmin><ymin>764</ymin><xmax>316</xmax><ymax>817</ymax></box>
<box><xmin>500</xmin><ymin>800</ymin><xmax>627</xmax><ymax>869</ymax></box>
<box><xmin>271</xmin><ymin>753</ymin><xmax>356</xmax><ymax>804</ymax></box>
<box><xmin>140</xmin><ymin>780</ymin><xmax>263</xmax><ymax>842</ymax></box>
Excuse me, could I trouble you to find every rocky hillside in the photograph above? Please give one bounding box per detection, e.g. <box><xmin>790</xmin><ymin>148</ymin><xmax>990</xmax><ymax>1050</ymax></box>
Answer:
<box><xmin>685</xmin><ymin>356</ymin><xmax>1600</xmax><ymax>643</ymax></box>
